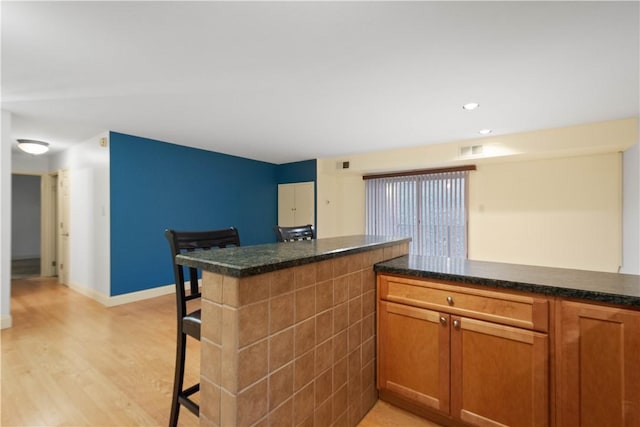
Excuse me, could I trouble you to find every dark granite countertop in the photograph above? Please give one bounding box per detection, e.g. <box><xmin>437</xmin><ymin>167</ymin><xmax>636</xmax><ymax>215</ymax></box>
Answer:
<box><xmin>375</xmin><ymin>255</ymin><xmax>640</xmax><ymax>308</ymax></box>
<box><xmin>176</xmin><ymin>235</ymin><xmax>410</xmax><ymax>278</ymax></box>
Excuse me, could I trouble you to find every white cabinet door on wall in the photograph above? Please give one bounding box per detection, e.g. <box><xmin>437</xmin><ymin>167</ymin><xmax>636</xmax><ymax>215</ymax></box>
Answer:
<box><xmin>278</xmin><ymin>182</ymin><xmax>314</xmax><ymax>226</ymax></box>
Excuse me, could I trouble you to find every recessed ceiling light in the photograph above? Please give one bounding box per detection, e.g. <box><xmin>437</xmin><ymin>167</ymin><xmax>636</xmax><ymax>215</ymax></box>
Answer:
<box><xmin>479</xmin><ymin>129</ymin><xmax>492</xmax><ymax>135</ymax></box>
<box><xmin>462</xmin><ymin>102</ymin><xmax>480</xmax><ymax>110</ymax></box>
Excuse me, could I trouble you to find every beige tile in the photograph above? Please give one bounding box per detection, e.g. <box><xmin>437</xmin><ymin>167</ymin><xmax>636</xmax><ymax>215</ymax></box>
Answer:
<box><xmin>222</xmin><ymin>276</ymin><xmax>240</xmax><ymax>307</ymax></box>
<box><xmin>333</xmin><ymin>355</ymin><xmax>348</xmax><ymax>392</ymax></box>
<box><xmin>332</xmin><ymin>383</ymin><xmax>348</xmax><ymax>422</ymax></box>
<box><xmin>346</xmin><ymin>253</ymin><xmax>364</xmax><ymax>273</ymax></box>
<box><xmin>333</xmin><ymin>256</ymin><xmax>349</xmax><ymax>278</ymax></box>
<box><xmin>293</xmin><ymin>382</ymin><xmax>314</xmax><ymax>426</ymax></box>
<box><xmin>382</xmin><ymin>246</ymin><xmax>395</xmax><ymax>261</ymax></box>
<box><xmin>237</xmin><ymin>274</ymin><xmax>270</xmax><ymax>306</ymax></box>
<box><xmin>362</xmin><ymin>290</ymin><xmax>375</xmax><ymax>318</ymax></box>
<box><xmin>270</xmin><ymin>328</ymin><xmax>294</xmax><ymax>372</ymax></box>
<box><xmin>237</xmin><ymin>378</ymin><xmax>268</xmax><ymax>427</ymax></box>
<box><xmin>270</xmin><ymin>292</ymin><xmax>294</xmax><ymax>334</ymax></box>
<box><xmin>201</xmin><ymin>299</ymin><xmax>222</xmax><ymax>345</ymax></box>
<box><xmin>362</xmin><ymin>268</ymin><xmax>376</xmax><ymax>292</ymax></box>
<box><xmin>269</xmin><ymin>363</ymin><xmax>293</xmax><ymax>411</ymax></box>
<box><xmin>297</xmin><ymin>415</ymin><xmax>314</xmax><ymax>427</ymax></box>
<box><xmin>361</xmin><ymin>336</ymin><xmax>375</xmax><ymax>366</ymax></box>
<box><xmin>200</xmin><ymin>412</ymin><xmax>215</xmax><ymax>427</ymax></box>
<box><xmin>271</xmin><ymin>268</ymin><xmax>294</xmax><ymax>297</ymax></box>
<box><xmin>363</xmin><ymin>248</ymin><xmax>384</xmax><ymax>268</ymax></box>
<box><xmin>333</xmin><ymin>329</ymin><xmax>348</xmax><ymax>362</ymax></box>
<box><xmin>200</xmin><ymin>377</ymin><xmax>220</xmax><ymax>425</ymax></box>
<box><xmin>238</xmin><ymin>339</ymin><xmax>268</xmax><ymax>391</ymax></box>
<box><xmin>361</xmin><ymin>384</ymin><xmax>378</xmax><ymax>416</ymax></box>
<box><xmin>315</xmin><ymin>280</ymin><xmax>333</xmax><ymax>313</ymax></box>
<box><xmin>334</xmin><ymin>411</ymin><xmax>348</xmax><ymax>427</ymax></box>
<box><xmin>348</xmin><ymin>348</ymin><xmax>361</xmax><ymax>381</ymax></box>
<box><xmin>315</xmin><ymin>397</ymin><xmax>333</xmax><ymax>427</ymax></box>
<box><xmin>333</xmin><ymin>302</ymin><xmax>348</xmax><ymax>333</ymax></box>
<box><xmin>294</xmin><ymin>349</ymin><xmax>315</xmax><ymax>391</ymax></box>
<box><xmin>348</xmin><ymin>321</ymin><xmax>362</xmax><ymax>353</ymax></box>
<box><xmin>333</xmin><ymin>275</ymin><xmax>349</xmax><ymax>306</ymax></box>
<box><xmin>238</xmin><ymin>301</ymin><xmax>269</xmax><ymax>348</ymax></box>
<box><xmin>361</xmin><ymin>359</ymin><xmax>375</xmax><ymax>392</ymax></box>
<box><xmin>362</xmin><ymin>313</ymin><xmax>375</xmax><ymax>342</ymax></box>
<box><xmin>221</xmin><ymin>340</ymin><xmax>238</xmax><ymax>392</ymax></box>
<box><xmin>315</xmin><ymin>338</ymin><xmax>333</xmax><ymax>375</ymax></box>
<box><xmin>295</xmin><ymin>286</ymin><xmax>315</xmax><ymax>323</ymax></box>
<box><xmin>294</xmin><ymin>317</ymin><xmax>315</xmax><ymax>357</ymax></box>
<box><xmin>221</xmin><ymin>306</ymin><xmax>238</xmax><ymax>349</ymax></box>
<box><xmin>201</xmin><ymin>338</ymin><xmax>221</xmax><ymax>385</ymax></box>
<box><xmin>202</xmin><ymin>272</ymin><xmax>223</xmax><ymax>303</ymax></box>
<box><xmin>220</xmin><ymin>388</ymin><xmax>237</xmax><ymax>427</ymax></box>
<box><xmin>315</xmin><ymin>309</ymin><xmax>333</xmax><ymax>345</ymax></box>
<box><xmin>347</xmin><ymin>272</ymin><xmax>362</xmax><ymax>299</ymax></box>
<box><xmin>314</xmin><ymin>367</ymin><xmax>332</xmax><ymax>406</ymax></box>
<box><xmin>316</xmin><ymin>259</ymin><xmax>333</xmax><ymax>282</ymax></box>
<box><xmin>348</xmin><ymin>399</ymin><xmax>363</xmax><ymax>426</ymax></box>
<box><xmin>253</xmin><ymin>417</ymin><xmax>268</xmax><ymax>427</ymax></box>
<box><xmin>294</xmin><ymin>264</ymin><xmax>316</xmax><ymax>289</ymax></box>
<box><xmin>348</xmin><ymin>296</ymin><xmax>362</xmax><ymax>325</ymax></box>
<box><xmin>269</xmin><ymin>398</ymin><xmax>293</xmax><ymax>426</ymax></box>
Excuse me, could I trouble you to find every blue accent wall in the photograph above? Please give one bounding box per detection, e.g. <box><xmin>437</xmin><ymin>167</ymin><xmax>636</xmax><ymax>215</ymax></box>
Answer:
<box><xmin>276</xmin><ymin>159</ymin><xmax>317</xmax><ymax>184</ymax></box>
<box><xmin>110</xmin><ymin>132</ymin><xmax>278</xmax><ymax>296</ymax></box>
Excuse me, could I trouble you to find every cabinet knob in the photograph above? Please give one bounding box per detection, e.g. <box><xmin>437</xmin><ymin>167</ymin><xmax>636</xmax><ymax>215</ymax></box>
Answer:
<box><xmin>453</xmin><ymin>320</ymin><xmax>460</xmax><ymax>329</ymax></box>
<box><xmin>446</xmin><ymin>296</ymin><xmax>454</xmax><ymax>305</ymax></box>
<box><xmin>439</xmin><ymin>316</ymin><xmax>447</xmax><ymax>326</ymax></box>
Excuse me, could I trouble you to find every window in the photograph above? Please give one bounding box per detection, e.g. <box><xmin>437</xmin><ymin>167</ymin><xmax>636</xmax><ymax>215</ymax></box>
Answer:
<box><xmin>365</xmin><ymin>167</ymin><xmax>472</xmax><ymax>258</ymax></box>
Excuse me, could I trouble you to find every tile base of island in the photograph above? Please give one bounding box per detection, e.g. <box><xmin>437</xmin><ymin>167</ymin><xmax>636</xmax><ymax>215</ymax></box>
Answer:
<box><xmin>175</xmin><ymin>236</ymin><xmax>410</xmax><ymax>427</ymax></box>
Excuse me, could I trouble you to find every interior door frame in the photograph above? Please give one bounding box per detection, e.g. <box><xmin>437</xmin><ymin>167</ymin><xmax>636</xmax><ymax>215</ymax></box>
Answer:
<box><xmin>40</xmin><ymin>172</ymin><xmax>57</xmax><ymax>277</ymax></box>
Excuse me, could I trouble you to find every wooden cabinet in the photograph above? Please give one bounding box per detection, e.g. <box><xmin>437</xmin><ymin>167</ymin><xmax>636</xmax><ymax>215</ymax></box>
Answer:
<box><xmin>378</xmin><ymin>274</ymin><xmax>549</xmax><ymax>427</ymax></box>
<box><xmin>277</xmin><ymin>181</ymin><xmax>314</xmax><ymax>227</ymax></box>
<box><xmin>557</xmin><ymin>300</ymin><xmax>640</xmax><ymax>427</ymax></box>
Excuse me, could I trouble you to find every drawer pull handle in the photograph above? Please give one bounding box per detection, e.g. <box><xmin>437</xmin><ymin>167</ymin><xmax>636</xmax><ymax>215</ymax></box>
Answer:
<box><xmin>446</xmin><ymin>296</ymin><xmax>454</xmax><ymax>305</ymax></box>
<box><xmin>439</xmin><ymin>316</ymin><xmax>447</xmax><ymax>326</ymax></box>
<box><xmin>453</xmin><ymin>320</ymin><xmax>460</xmax><ymax>329</ymax></box>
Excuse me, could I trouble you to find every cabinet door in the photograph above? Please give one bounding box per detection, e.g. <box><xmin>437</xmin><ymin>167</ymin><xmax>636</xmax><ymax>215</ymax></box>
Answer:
<box><xmin>293</xmin><ymin>181</ymin><xmax>314</xmax><ymax>226</ymax></box>
<box><xmin>451</xmin><ymin>316</ymin><xmax>548</xmax><ymax>427</ymax></box>
<box><xmin>378</xmin><ymin>300</ymin><xmax>450</xmax><ymax>413</ymax></box>
<box><xmin>558</xmin><ymin>301</ymin><xmax>640</xmax><ymax>427</ymax></box>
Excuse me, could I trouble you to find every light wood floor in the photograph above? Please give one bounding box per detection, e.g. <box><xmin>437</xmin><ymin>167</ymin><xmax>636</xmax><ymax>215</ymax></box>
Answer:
<box><xmin>1</xmin><ymin>277</ymin><xmax>435</xmax><ymax>427</ymax></box>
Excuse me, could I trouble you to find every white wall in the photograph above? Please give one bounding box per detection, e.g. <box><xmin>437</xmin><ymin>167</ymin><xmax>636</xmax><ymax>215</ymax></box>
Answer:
<box><xmin>621</xmin><ymin>143</ymin><xmax>640</xmax><ymax>274</ymax></box>
<box><xmin>468</xmin><ymin>153</ymin><xmax>622</xmax><ymax>272</ymax></box>
<box><xmin>317</xmin><ymin>119</ymin><xmax>637</xmax><ymax>273</ymax></box>
<box><xmin>50</xmin><ymin>133</ymin><xmax>111</xmax><ymax>299</ymax></box>
<box><xmin>1</xmin><ymin>111</ymin><xmax>14</xmax><ymax>328</ymax></box>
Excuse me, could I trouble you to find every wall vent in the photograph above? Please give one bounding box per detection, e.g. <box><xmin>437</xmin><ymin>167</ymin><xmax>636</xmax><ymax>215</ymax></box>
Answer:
<box><xmin>336</xmin><ymin>161</ymin><xmax>350</xmax><ymax>170</ymax></box>
<box><xmin>460</xmin><ymin>145</ymin><xmax>483</xmax><ymax>157</ymax></box>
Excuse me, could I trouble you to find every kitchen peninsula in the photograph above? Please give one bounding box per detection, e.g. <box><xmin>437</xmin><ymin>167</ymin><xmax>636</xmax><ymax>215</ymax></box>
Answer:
<box><xmin>375</xmin><ymin>255</ymin><xmax>640</xmax><ymax>427</ymax></box>
<box><xmin>176</xmin><ymin>235</ymin><xmax>410</xmax><ymax>427</ymax></box>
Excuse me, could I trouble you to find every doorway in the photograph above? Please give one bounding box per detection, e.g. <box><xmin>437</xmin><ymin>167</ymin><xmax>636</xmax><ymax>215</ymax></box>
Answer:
<box><xmin>11</xmin><ymin>174</ymin><xmax>42</xmax><ymax>279</ymax></box>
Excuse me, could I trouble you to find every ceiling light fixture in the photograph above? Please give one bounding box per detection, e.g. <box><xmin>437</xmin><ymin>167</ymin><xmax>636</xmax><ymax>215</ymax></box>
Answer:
<box><xmin>462</xmin><ymin>102</ymin><xmax>480</xmax><ymax>110</ymax></box>
<box><xmin>478</xmin><ymin>129</ymin><xmax>492</xmax><ymax>135</ymax></box>
<box><xmin>17</xmin><ymin>139</ymin><xmax>50</xmax><ymax>155</ymax></box>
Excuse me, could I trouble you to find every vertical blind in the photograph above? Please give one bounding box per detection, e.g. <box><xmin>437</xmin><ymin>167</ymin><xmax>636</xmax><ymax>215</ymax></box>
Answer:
<box><xmin>365</xmin><ymin>170</ymin><xmax>469</xmax><ymax>258</ymax></box>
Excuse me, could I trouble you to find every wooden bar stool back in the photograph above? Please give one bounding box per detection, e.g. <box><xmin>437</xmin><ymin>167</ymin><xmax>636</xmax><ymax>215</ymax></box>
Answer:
<box><xmin>164</xmin><ymin>227</ymin><xmax>240</xmax><ymax>427</ymax></box>
<box><xmin>274</xmin><ymin>224</ymin><xmax>315</xmax><ymax>242</ymax></box>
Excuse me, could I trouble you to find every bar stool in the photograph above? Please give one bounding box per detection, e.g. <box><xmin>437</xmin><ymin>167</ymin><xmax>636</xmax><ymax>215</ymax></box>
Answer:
<box><xmin>164</xmin><ymin>227</ymin><xmax>240</xmax><ymax>427</ymax></box>
<box><xmin>274</xmin><ymin>224</ymin><xmax>315</xmax><ymax>242</ymax></box>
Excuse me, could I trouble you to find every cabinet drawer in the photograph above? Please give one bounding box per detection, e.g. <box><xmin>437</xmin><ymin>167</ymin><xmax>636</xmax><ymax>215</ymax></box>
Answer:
<box><xmin>379</xmin><ymin>274</ymin><xmax>548</xmax><ymax>332</ymax></box>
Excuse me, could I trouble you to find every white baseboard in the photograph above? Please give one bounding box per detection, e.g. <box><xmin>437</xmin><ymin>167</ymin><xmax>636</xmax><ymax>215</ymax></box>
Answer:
<box><xmin>1</xmin><ymin>314</ymin><xmax>13</xmax><ymax>329</ymax></box>
<box><xmin>67</xmin><ymin>282</ymin><xmax>176</xmax><ymax>307</ymax></box>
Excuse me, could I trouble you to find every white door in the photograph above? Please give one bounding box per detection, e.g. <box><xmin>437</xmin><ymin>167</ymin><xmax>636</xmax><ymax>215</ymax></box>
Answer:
<box><xmin>57</xmin><ymin>170</ymin><xmax>70</xmax><ymax>285</ymax></box>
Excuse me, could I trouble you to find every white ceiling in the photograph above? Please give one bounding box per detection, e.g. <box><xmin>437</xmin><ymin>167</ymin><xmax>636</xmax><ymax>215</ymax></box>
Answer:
<box><xmin>2</xmin><ymin>1</ymin><xmax>638</xmax><ymax>164</ymax></box>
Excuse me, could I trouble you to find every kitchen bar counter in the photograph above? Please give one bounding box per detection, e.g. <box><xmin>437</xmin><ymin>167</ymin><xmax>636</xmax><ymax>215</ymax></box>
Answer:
<box><xmin>375</xmin><ymin>255</ymin><xmax>640</xmax><ymax>307</ymax></box>
<box><xmin>176</xmin><ymin>235</ymin><xmax>410</xmax><ymax>427</ymax></box>
<box><xmin>177</xmin><ymin>234</ymin><xmax>411</xmax><ymax>277</ymax></box>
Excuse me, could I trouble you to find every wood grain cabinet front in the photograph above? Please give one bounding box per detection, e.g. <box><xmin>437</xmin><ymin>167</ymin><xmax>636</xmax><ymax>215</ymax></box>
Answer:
<box><xmin>557</xmin><ymin>300</ymin><xmax>640</xmax><ymax>427</ymax></box>
<box><xmin>377</xmin><ymin>274</ymin><xmax>550</xmax><ymax>427</ymax></box>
